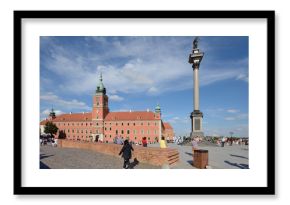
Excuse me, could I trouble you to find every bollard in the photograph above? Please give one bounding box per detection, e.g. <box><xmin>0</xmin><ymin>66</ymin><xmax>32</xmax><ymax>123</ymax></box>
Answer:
<box><xmin>193</xmin><ymin>149</ymin><xmax>208</xmax><ymax>169</ymax></box>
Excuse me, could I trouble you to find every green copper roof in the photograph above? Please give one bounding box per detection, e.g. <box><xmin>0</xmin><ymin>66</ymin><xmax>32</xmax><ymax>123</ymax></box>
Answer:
<box><xmin>155</xmin><ymin>103</ymin><xmax>161</xmax><ymax>113</ymax></box>
<box><xmin>96</xmin><ymin>73</ymin><xmax>106</xmax><ymax>94</ymax></box>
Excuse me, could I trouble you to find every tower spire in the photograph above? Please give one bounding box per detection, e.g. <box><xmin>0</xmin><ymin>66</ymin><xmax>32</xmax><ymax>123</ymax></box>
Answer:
<box><xmin>96</xmin><ymin>72</ymin><xmax>106</xmax><ymax>94</ymax></box>
<box><xmin>49</xmin><ymin>105</ymin><xmax>56</xmax><ymax>119</ymax></box>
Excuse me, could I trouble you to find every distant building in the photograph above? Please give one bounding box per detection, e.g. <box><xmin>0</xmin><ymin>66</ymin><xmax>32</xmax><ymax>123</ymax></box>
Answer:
<box><xmin>40</xmin><ymin>74</ymin><xmax>174</xmax><ymax>144</ymax></box>
<box><xmin>163</xmin><ymin>122</ymin><xmax>174</xmax><ymax>142</ymax></box>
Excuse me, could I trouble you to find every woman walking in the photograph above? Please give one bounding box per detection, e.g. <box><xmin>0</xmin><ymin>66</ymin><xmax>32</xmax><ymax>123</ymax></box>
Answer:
<box><xmin>119</xmin><ymin>140</ymin><xmax>134</xmax><ymax>169</ymax></box>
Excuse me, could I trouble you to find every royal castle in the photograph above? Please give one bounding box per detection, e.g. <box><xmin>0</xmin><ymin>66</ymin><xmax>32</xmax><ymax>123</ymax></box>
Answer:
<box><xmin>40</xmin><ymin>74</ymin><xmax>174</xmax><ymax>144</ymax></box>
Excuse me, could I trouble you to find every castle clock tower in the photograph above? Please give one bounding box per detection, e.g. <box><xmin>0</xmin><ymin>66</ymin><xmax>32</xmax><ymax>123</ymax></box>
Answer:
<box><xmin>92</xmin><ymin>73</ymin><xmax>109</xmax><ymax>141</ymax></box>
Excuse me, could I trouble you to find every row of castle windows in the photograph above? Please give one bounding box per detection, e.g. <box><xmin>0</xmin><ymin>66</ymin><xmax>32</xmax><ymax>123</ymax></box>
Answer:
<box><xmin>56</xmin><ymin>121</ymin><xmax>159</xmax><ymax>127</ymax></box>
<box><xmin>62</xmin><ymin>129</ymin><xmax>158</xmax><ymax>135</ymax></box>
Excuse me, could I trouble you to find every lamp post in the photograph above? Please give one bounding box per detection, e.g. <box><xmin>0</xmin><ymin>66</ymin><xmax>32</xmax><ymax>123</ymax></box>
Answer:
<box><xmin>188</xmin><ymin>37</ymin><xmax>204</xmax><ymax>138</ymax></box>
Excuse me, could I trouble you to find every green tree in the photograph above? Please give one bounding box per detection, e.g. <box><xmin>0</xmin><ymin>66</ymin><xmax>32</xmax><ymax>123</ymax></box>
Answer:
<box><xmin>44</xmin><ymin>121</ymin><xmax>58</xmax><ymax>137</ymax></box>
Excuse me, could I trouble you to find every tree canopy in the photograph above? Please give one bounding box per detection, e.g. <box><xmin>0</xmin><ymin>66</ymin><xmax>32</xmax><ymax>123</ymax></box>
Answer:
<box><xmin>44</xmin><ymin>121</ymin><xmax>58</xmax><ymax>137</ymax></box>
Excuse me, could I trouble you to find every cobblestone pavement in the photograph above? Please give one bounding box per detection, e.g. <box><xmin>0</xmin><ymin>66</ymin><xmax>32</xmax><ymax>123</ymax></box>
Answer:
<box><xmin>40</xmin><ymin>146</ymin><xmax>160</xmax><ymax>169</ymax></box>
<box><xmin>149</xmin><ymin>143</ymin><xmax>249</xmax><ymax>169</ymax></box>
<box><xmin>40</xmin><ymin>142</ymin><xmax>248</xmax><ymax>169</ymax></box>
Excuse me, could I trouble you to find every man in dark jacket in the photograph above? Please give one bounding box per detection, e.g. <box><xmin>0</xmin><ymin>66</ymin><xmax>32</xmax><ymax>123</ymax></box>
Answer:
<box><xmin>119</xmin><ymin>140</ymin><xmax>134</xmax><ymax>169</ymax></box>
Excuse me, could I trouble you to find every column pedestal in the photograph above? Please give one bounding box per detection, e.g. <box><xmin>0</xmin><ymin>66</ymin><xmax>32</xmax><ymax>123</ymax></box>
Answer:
<box><xmin>190</xmin><ymin>110</ymin><xmax>204</xmax><ymax>138</ymax></box>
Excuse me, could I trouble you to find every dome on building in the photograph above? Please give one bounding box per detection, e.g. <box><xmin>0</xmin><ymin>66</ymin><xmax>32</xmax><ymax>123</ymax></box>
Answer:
<box><xmin>96</xmin><ymin>73</ymin><xmax>106</xmax><ymax>94</ymax></box>
<box><xmin>155</xmin><ymin>103</ymin><xmax>161</xmax><ymax>113</ymax></box>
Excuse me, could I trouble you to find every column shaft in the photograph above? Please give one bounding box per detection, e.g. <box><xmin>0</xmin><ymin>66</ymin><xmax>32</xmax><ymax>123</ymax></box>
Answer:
<box><xmin>194</xmin><ymin>68</ymin><xmax>199</xmax><ymax>110</ymax></box>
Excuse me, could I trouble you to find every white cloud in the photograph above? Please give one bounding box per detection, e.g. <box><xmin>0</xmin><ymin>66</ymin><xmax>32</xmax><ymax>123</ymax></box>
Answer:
<box><xmin>41</xmin><ymin>37</ymin><xmax>248</xmax><ymax>97</ymax></box>
<box><xmin>108</xmin><ymin>94</ymin><xmax>124</xmax><ymax>102</ymax></box>
<box><xmin>225</xmin><ymin>113</ymin><xmax>248</xmax><ymax>121</ymax></box>
<box><xmin>40</xmin><ymin>92</ymin><xmax>91</xmax><ymax>111</ymax></box>
<box><xmin>236</xmin><ymin>73</ymin><xmax>249</xmax><ymax>82</ymax></box>
<box><xmin>225</xmin><ymin>117</ymin><xmax>236</xmax><ymax>121</ymax></box>
<box><xmin>227</xmin><ymin>109</ymin><xmax>239</xmax><ymax>113</ymax></box>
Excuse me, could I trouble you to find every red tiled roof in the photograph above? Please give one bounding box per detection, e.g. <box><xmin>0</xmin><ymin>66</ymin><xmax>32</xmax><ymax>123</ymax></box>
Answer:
<box><xmin>40</xmin><ymin>112</ymin><xmax>92</xmax><ymax>124</ymax></box>
<box><xmin>105</xmin><ymin>111</ymin><xmax>156</xmax><ymax>121</ymax></box>
<box><xmin>163</xmin><ymin>122</ymin><xmax>173</xmax><ymax>129</ymax></box>
<box><xmin>40</xmin><ymin>119</ymin><xmax>49</xmax><ymax>125</ymax></box>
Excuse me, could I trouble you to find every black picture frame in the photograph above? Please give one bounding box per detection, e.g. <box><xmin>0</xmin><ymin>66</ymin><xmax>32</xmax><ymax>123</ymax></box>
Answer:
<box><xmin>14</xmin><ymin>10</ymin><xmax>275</xmax><ymax>195</ymax></box>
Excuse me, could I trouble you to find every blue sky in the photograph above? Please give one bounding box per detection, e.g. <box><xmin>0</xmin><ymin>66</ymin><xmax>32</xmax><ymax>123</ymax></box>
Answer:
<box><xmin>40</xmin><ymin>36</ymin><xmax>248</xmax><ymax>137</ymax></box>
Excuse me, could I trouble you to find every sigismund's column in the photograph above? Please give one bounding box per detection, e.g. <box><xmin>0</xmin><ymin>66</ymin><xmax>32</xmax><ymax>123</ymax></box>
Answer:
<box><xmin>188</xmin><ymin>37</ymin><xmax>204</xmax><ymax>138</ymax></box>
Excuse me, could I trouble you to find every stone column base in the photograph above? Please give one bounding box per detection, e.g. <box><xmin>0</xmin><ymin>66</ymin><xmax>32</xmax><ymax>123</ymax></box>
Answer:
<box><xmin>190</xmin><ymin>110</ymin><xmax>204</xmax><ymax>138</ymax></box>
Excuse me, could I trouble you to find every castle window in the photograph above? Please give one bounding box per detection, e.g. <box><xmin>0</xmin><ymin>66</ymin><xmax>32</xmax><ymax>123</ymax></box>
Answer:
<box><xmin>127</xmin><ymin>130</ymin><xmax>130</xmax><ymax>134</ymax></box>
<box><xmin>148</xmin><ymin>122</ymin><xmax>150</xmax><ymax>126</ymax></box>
<box><xmin>147</xmin><ymin>130</ymin><xmax>150</xmax><ymax>134</ymax></box>
<box><xmin>68</xmin><ymin>123</ymin><xmax>70</xmax><ymax>126</ymax></box>
<box><xmin>141</xmin><ymin>130</ymin><xmax>144</xmax><ymax>134</ymax></box>
<box><xmin>127</xmin><ymin>123</ymin><xmax>129</xmax><ymax>126</ymax></box>
<box><xmin>122</xmin><ymin>123</ymin><xmax>123</xmax><ymax>126</ymax></box>
<box><xmin>72</xmin><ymin>130</ymin><xmax>74</xmax><ymax>133</ymax></box>
<box><xmin>116</xmin><ymin>130</ymin><xmax>118</xmax><ymax>134</ymax></box>
<box><xmin>133</xmin><ymin>123</ymin><xmax>135</xmax><ymax>126</ymax></box>
<box><xmin>68</xmin><ymin>129</ymin><xmax>70</xmax><ymax>133</ymax></box>
<box><xmin>116</xmin><ymin>123</ymin><xmax>118</xmax><ymax>126</ymax></box>
<box><xmin>81</xmin><ymin>123</ymin><xmax>83</xmax><ymax>126</ymax></box>
<box><xmin>141</xmin><ymin>122</ymin><xmax>143</xmax><ymax>126</ymax></box>
<box><xmin>121</xmin><ymin>130</ymin><xmax>124</xmax><ymax>134</ymax></box>
<box><xmin>110</xmin><ymin>127</ymin><xmax>112</xmax><ymax>131</ymax></box>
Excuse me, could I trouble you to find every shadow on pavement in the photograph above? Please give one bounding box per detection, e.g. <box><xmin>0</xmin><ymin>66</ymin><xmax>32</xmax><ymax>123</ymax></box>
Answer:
<box><xmin>230</xmin><ymin>154</ymin><xmax>248</xmax><ymax>159</ymax></box>
<box><xmin>127</xmin><ymin>158</ymin><xmax>139</xmax><ymax>169</ymax></box>
<box><xmin>185</xmin><ymin>152</ymin><xmax>193</xmax><ymax>156</ymax></box>
<box><xmin>224</xmin><ymin>160</ymin><xmax>249</xmax><ymax>169</ymax></box>
<box><xmin>40</xmin><ymin>161</ymin><xmax>50</xmax><ymax>169</ymax></box>
<box><xmin>187</xmin><ymin>160</ymin><xmax>193</xmax><ymax>166</ymax></box>
<box><xmin>40</xmin><ymin>154</ymin><xmax>54</xmax><ymax>160</ymax></box>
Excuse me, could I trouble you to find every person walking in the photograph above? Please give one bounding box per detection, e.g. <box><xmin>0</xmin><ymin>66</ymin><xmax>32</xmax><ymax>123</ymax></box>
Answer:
<box><xmin>142</xmin><ymin>137</ymin><xmax>147</xmax><ymax>147</ymax></box>
<box><xmin>221</xmin><ymin>137</ymin><xmax>226</xmax><ymax>147</ymax></box>
<box><xmin>160</xmin><ymin>136</ymin><xmax>167</xmax><ymax>148</ymax></box>
<box><xmin>192</xmin><ymin>138</ymin><xmax>198</xmax><ymax>151</ymax></box>
<box><xmin>119</xmin><ymin>140</ymin><xmax>134</xmax><ymax>169</ymax></box>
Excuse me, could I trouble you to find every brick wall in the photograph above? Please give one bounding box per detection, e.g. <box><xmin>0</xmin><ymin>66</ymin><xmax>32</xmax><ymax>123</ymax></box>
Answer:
<box><xmin>58</xmin><ymin>140</ymin><xmax>179</xmax><ymax>167</ymax></box>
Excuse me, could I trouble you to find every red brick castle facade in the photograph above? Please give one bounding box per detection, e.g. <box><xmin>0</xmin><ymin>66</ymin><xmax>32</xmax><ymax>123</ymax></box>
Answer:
<box><xmin>40</xmin><ymin>74</ymin><xmax>174</xmax><ymax>144</ymax></box>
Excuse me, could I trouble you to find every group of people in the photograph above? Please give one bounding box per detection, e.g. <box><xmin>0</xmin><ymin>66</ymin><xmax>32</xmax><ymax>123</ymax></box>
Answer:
<box><xmin>40</xmin><ymin>137</ymin><xmax>57</xmax><ymax>147</ymax></box>
<box><xmin>118</xmin><ymin>136</ymin><xmax>168</xmax><ymax>169</ymax></box>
